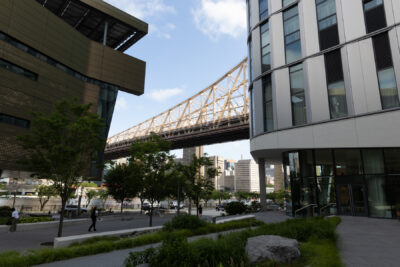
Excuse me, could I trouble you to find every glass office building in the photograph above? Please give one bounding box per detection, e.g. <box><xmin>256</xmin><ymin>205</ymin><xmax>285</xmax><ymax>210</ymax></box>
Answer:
<box><xmin>247</xmin><ymin>0</ymin><xmax>400</xmax><ymax>218</ymax></box>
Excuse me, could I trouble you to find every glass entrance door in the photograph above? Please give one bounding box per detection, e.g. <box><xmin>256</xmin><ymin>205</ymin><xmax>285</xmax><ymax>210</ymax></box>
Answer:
<box><xmin>337</xmin><ymin>184</ymin><xmax>368</xmax><ymax>216</ymax></box>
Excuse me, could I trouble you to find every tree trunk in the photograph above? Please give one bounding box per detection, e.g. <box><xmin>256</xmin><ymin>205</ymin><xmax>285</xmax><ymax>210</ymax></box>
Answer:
<box><xmin>58</xmin><ymin>198</ymin><xmax>67</xmax><ymax>237</ymax></box>
<box><xmin>140</xmin><ymin>198</ymin><xmax>144</xmax><ymax>214</ymax></box>
<box><xmin>77</xmin><ymin>194</ymin><xmax>82</xmax><ymax>215</ymax></box>
<box><xmin>40</xmin><ymin>198</ymin><xmax>49</xmax><ymax>211</ymax></box>
<box><xmin>120</xmin><ymin>200</ymin><xmax>124</xmax><ymax>213</ymax></box>
<box><xmin>149</xmin><ymin>202</ymin><xmax>153</xmax><ymax>227</ymax></box>
<box><xmin>12</xmin><ymin>191</ymin><xmax>16</xmax><ymax>208</ymax></box>
<box><xmin>177</xmin><ymin>183</ymin><xmax>181</xmax><ymax>215</ymax></box>
<box><xmin>196</xmin><ymin>197</ymin><xmax>199</xmax><ymax>217</ymax></box>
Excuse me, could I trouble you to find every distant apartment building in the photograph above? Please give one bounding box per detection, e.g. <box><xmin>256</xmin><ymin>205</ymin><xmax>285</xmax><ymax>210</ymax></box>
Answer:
<box><xmin>234</xmin><ymin>159</ymin><xmax>260</xmax><ymax>193</ymax></box>
<box><xmin>207</xmin><ymin>156</ymin><xmax>225</xmax><ymax>191</ymax></box>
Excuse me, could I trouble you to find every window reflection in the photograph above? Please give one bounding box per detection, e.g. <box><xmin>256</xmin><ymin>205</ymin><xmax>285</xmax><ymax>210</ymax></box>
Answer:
<box><xmin>283</xmin><ymin>6</ymin><xmax>301</xmax><ymax>64</ymax></box>
<box><xmin>289</xmin><ymin>64</ymin><xmax>307</xmax><ymax>125</ymax></box>
<box><xmin>260</xmin><ymin>22</ymin><xmax>271</xmax><ymax>73</ymax></box>
<box><xmin>377</xmin><ymin>68</ymin><xmax>400</xmax><ymax>109</ymax></box>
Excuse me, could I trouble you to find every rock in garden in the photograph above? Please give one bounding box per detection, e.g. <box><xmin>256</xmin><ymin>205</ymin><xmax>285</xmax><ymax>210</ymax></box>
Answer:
<box><xmin>245</xmin><ymin>235</ymin><xmax>300</xmax><ymax>263</ymax></box>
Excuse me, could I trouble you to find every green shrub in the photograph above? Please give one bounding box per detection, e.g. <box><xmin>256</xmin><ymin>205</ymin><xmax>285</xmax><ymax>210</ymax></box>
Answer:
<box><xmin>247</xmin><ymin>201</ymin><xmax>262</xmax><ymax>213</ymax></box>
<box><xmin>0</xmin><ymin>217</ymin><xmax>9</xmax><ymax>225</ymax></box>
<box><xmin>0</xmin><ymin>206</ymin><xmax>12</xmax><ymax>217</ymax></box>
<box><xmin>19</xmin><ymin>217</ymin><xmax>53</xmax><ymax>224</ymax></box>
<box><xmin>225</xmin><ymin>202</ymin><xmax>246</xmax><ymax>215</ymax></box>
<box><xmin>163</xmin><ymin>214</ymin><xmax>207</xmax><ymax>231</ymax></box>
<box><xmin>125</xmin><ymin>217</ymin><xmax>342</xmax><ymax>267</ymax></box>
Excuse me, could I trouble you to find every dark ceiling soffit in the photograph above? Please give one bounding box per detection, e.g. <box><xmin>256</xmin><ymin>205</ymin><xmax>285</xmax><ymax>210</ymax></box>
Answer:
<box><xmin>35</xmin><ymin>0</ymin><xmax>146</xmax><ymax>50</ymax></box>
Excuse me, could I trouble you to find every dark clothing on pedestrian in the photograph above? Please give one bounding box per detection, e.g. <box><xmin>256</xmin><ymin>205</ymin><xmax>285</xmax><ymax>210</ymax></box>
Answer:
<box><xmin>88</xmin><ymin>208</ymin><xmax>97</xmax><ymax>232</ymax></box>
<box><xmin>199</xmin><ymin>205</ymin><xmax>203</xmax><ymax>216</ymax></box>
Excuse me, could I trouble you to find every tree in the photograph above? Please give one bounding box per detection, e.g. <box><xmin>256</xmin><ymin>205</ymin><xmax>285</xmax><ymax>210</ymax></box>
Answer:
<box><xmin>85</xmin><ymin>190</ymin><xmax>98</xmax><ymax>207</ymax></box>
<box><xmin>17</xmin><ymin>99</ymin><xmax>105</xmax><ymax>237</ymax></box>
<box><xmin>104</xmin><ymin>163</ymin><xmax>140</xmax><ymax>213</ymax></box>
<box><xmin>35</xmin><ymin>185</ymin><xmax>57</xmax><ymax>211</ymax></box>
<box><xmin>97</xmin><ymin>189</ymin><xmax>109</xmax><ymax>210</ymax></box>
<box><xmin>182</xmin><ymin>155</ymin><xmax>217</xmax><ymax>217</ymax></box>
<box><xmin>129</xmin><ymin>133</ymin><xmax>174</xmax><ymax>226</ymax></box>
<box><xmin>211</xmin><ymin>190</ymin><xmax>231</xmax><ymax>205</ymax></box>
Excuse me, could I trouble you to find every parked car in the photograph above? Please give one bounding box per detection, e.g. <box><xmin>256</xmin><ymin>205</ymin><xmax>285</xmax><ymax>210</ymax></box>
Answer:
<box><xmin>170</xmin><ymin>201</ymin><xmax>184</xmax><ymax>209</ymax></box>
<box><xmin>216</xmin><ymin>202</ymin><xmax>228</xmax><ymax>211</ymax></box>
<box><xmin>61</xmin><ymin>205</ymin><xmax>88</xmax><ymax>213</ymax></box>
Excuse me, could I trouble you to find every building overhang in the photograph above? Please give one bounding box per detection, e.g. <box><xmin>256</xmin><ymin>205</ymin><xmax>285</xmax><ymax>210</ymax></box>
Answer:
<box><xmin>35</xmin><ymin>0</ymin><xmax>148</xmax><ymax>52</ymax></box>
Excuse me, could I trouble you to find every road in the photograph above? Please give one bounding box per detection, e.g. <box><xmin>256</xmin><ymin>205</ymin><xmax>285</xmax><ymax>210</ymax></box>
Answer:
<box><xmin>0</xmin><ymin>213</ymin><xmax>173</xmax><ymax>252</ymax></box>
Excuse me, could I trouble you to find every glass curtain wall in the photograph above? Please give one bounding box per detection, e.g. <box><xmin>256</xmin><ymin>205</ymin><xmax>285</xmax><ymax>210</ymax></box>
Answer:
<box><xmin>289</xmin><ymin>64</ymin><xmax>307</xmax><ymax>126</ymax></box>
<box><xmin>316</xmin><ymin>0</ymin><xmax>339</xmax><ymax>50</ymax></box>
<box><xmin>283</xmin><ymin>0</ymin><xmax>297</xmax><ymax>8</ymax></box>
<box><xmin>262</xmin><ymin>75</ymin><xmax>273</xmax><ymax>132</ymax></box>
<box><xmin>372</xmin><ymin>33</ymin><xmax>400</xmax><ymax>109</ymax></box>
<box><xmin>283</xmin><ymin>6</ymin><xmax>302</xmax><ymax>64</ymax></box>
<box><xmin>324</xmin><ymin>50</ymin><xmax>348</xmax><ymax>119</ymax></box>
<box><xmin>284</xmin><ymin>148</ymin><xmax>400</xmax><ymax>218</ymax></box>
<box><xmin>260</xmin><ymin>22</ymin><xmax>271</xmax><ymax>73</ymax></box>
<box><xmin>363</xmin><ymin>0</ymin><xmax>386</xmax><ymax>33</ymax></box>
<box><xmin>250</xmin><ymin>88</ymin><xmax>256</xmax><ymax>136</ymax></box>
<box><xmin>259</xmin><ymin>0</ymin><xmax>268</xmax><ymax>20</ymax></box>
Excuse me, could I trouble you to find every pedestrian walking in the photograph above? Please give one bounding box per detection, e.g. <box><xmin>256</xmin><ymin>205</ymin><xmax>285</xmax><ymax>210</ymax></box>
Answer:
<box><xmin>10</xmin><ymin>208</ymin><xmax>19</xmax><ymax>232</ymax></box>
<box><xmin>199</xmin><ymin>205</ymin><xmax>203</xmax><ymax>216</ymax></box>
<box><xmin>88</xmin><ymin>207</ymin><xmax>98</xmax><ymax>232</ymax></box>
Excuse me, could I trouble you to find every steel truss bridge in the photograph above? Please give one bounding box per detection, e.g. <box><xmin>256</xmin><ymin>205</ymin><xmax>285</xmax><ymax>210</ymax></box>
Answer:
<box><xmin>104</xmin><ymin>58</ymin><xmax>249</xmax><ymax>160</ymax></box>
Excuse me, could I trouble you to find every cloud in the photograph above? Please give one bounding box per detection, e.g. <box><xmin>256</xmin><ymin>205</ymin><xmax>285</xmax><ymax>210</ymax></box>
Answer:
<box><xmin>115</xmin><ymin>96</ymin><xmax>128</xmax><ymax>111</ymax></box>
<box><xmin>192</xmin><ymin>0</ymin><xmax>247</xmax><ymax>40</ymax></box>
<box><xmin>147</xmin><ymin>88</ymin><xmax>184</xmax><ymax>102</ymax></box>
<box><xmin>150</xmin><ymin>23</ymin><xmax>176</xmax><ymax>39</ymax></box>
<box><xmin>103</xmin><ymin>0</ymin><xmax>175</xmax><ymax>20</ymax></box>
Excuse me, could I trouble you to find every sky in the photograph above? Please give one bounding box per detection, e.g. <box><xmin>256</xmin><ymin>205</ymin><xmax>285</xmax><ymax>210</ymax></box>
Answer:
<box><xmin>104</xmin><ymin>0</ymin><xmax>252</xmax><ymax>161</ymax></box>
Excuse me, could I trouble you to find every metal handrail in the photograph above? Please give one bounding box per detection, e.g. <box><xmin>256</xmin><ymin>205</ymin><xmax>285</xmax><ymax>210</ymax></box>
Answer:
<box><xmin>320</xmin><ymin>203</ymin><xmax>337</xmax><ymax>214</ymax></box>
<box><xmin>294</xmin><ymin>204</ymin><xmax>317</xmax><ymax>217</ymax></box>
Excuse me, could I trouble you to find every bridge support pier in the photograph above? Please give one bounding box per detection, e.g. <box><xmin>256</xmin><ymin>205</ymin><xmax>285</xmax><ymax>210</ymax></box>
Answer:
<box><xmin>258</xmin><ymin>158</ymin><xmax>266</xmax><ymax>208</ymax></box>
<box><xmin>183</xmin><ymin>146</ymin><xmax>204</xmax><ymax>165</ymax></box>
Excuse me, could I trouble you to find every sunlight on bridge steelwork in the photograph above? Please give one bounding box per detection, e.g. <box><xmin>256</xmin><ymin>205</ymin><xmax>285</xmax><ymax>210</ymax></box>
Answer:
<box><xmin>105</xmin><ymin>58</ymin><xmax>249</xmax><ymax>159</ymax></box>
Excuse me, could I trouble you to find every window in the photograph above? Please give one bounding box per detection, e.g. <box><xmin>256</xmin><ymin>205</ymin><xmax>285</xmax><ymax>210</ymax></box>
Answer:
<box><xmin>363</xmin><ymin>0</ymin><xmax>386</xmax><ymax>33</ymax></box>
<box><xmin>283</xmin><ymin>6</ymin><xmax>302</xmax><ymax>64</ymax></box>
<box><xmin>259</xmin><ymin>0</ymin><xmax>268</xmax><ymax>20</ymax></box>
<box><xmin>0</xmin><ymin>113</ymin><xmax>30</xmax><ymax>128</ymax></box>
<box><xmin>324</xmin><ymin>50</ymin><xmax>348</xmax><ymax>118</ymax></box>
<box><xmin>372</xmin><ymin>33</ymin><xmax>399</xmax><ymax>109</ymax></box>
<box><xmin>250</xmin><ymin>88</ymin><xmax>256</xmax><ymax>136</ymax></box>
<box><xmin>283</xmin><ymin>0</ymin><xmax>296</xmax><ymax>8</ymax></box>
<box><xmin>248</xmin><ymin>38</ymin><xmax>253</xmax><ymax>81</ymax></box>
<box><xmin>289</xmin><ymin>64</ymin><xmax>307</xmax><ymax>125</ymax></box>
<box><xmin>260</xmin><ymin>22</ymin><xmax>271</xmax><ymax>73</ymax></box>
<box><xmin>262</xmin><ymin>75</ymin><xmax>273</xmax><ymax>132</ymax></box>
<box><xmin>316</xmin><ymin>0</ymin><xmax>339</xmax><ymax>50</ymax></box>
<box><xmin>0</xmin><ymin>58</ymin><xmax>38</xmax><ymax>81</ymax></box>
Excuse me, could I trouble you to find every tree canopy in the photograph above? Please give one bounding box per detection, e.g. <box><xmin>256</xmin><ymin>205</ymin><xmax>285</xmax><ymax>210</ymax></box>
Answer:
<box><xmin>17</xmin><ymin>99</ymin><xmax>105</xmax><ymax>237</ymax></box>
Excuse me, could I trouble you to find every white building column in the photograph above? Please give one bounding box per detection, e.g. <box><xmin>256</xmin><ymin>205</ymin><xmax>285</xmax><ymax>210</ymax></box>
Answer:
<box><xmin>258</xmin><ymin>158</ymin><xmax>266</xmax><ymax>208</ymax></box>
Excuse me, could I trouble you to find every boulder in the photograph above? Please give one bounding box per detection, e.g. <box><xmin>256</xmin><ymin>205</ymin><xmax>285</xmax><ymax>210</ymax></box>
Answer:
<box><xmin>245</xmin><ymin>235</ymin><xmax>300</xmax><ymax>263</ymax></box>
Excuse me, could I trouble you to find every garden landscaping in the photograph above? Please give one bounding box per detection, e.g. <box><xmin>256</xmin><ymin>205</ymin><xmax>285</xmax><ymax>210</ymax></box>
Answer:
<box><xmin>125</xmin><ymin>216</ymin><xmax>342</xmax><ymax>267</ymax></box>
<box><xmin>0</xmin><ymin>215</ymin><xmax>342</xmax><ymax>267</ymax></box>
<box><xmin>0</xmin><ymin>216</ymin><xmax>262</xmax><ymax>267</ymax></box>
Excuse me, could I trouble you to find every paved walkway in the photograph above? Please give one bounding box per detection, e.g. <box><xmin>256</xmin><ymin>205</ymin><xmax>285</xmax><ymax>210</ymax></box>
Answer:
<box><xmin>35</xmin><ymin>211</ymin><xmax>289</xmax><ymax>267</ymax></box>
<box><xmin>337</xmin><ymin>216</ymin><xmax>400</xmax><ymax>267</ymax></box>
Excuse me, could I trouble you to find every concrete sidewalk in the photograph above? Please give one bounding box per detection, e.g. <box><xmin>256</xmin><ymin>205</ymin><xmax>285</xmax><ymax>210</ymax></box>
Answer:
<box><xmin>337</xmin><ymin>216</ymin><xmax>400</xmax><ymax>267</ymax></box>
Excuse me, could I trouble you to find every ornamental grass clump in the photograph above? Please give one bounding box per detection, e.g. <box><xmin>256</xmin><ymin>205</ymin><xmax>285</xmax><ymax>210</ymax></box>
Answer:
<box><xmin>163</xmin><ymin>214</ymin><xmax>207</xmax><ymax>231</ymax></box>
